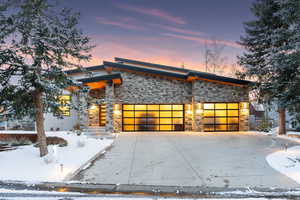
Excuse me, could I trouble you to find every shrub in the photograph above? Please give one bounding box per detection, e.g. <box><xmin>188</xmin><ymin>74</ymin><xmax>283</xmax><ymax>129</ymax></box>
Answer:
<box><xmin>9</xmin><ymin>137</ymin><xmax>32</xmax><ymax>146</ymax></box>
<box><xmin>35</xmin><ymin>136</ymin><xmax>68</xmax><ymax>147</ymax></box>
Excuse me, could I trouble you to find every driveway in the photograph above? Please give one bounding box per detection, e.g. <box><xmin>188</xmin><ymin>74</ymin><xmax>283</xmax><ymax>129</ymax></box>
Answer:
<box><xmin>75</xmin><ymin>132</ymin><xmax>300</xmax><ymax>188</ymax></box>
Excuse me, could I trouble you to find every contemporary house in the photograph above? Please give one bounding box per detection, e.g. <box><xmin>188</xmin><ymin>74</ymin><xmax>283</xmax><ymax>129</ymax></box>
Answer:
<box><xmin>1</xmin><ymin>58</ymin><xmax>252</xmax><ymax>133</ymax></box>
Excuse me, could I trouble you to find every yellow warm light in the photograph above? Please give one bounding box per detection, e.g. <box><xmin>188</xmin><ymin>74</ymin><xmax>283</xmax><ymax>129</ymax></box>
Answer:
<box><xmin>195</xmin><ymin>103</ymin><xmax>203</xmax><ymax>114</ymax></box>
<box><xmin>240</xmin><ymin>102</ymin><xmax>249</xmax><ymax>115</ymax></box>
<box><xmin>240</xmin><ymin>102</ymin><xmax>249</xmax><ymax>109</ymax></box>
<box><xmin>114</xmin><ymin>104</ymin><xmax>121</xmax><ymax>115</ymax></box>
<box><xmin>186</xmin><ymin>104</ymin><xmax>192</xmax><ymax>114</ymax></box>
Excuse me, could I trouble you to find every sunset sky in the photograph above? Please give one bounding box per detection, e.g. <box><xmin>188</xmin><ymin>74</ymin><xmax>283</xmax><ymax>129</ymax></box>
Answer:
<box><xmin>63</xmin><ymin>0</ymin><xmax>255</xmax><ymax>75</ymax></box>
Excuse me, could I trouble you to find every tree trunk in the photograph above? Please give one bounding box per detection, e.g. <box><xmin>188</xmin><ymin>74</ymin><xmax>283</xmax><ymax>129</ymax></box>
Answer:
<box><xmin>34</xmin><ymin>90</ymin><xmax>48</xmax><ymax>157</ymax></box>
<box><xmin>278</xmin><ymin>108</ymin><xmax>286</xmax><ymax>135</ymax></box>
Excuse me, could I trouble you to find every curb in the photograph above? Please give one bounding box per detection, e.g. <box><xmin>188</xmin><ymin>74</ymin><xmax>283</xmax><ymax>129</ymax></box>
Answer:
<box><xmin>1</xmin><ymin>181</ymin><xmax>300</xmax><ymax>199</ymax></box>
<box><xmin>63</xmin><ymin>139</ymin><xmax>115</xmax><ymax>181</ymax></box>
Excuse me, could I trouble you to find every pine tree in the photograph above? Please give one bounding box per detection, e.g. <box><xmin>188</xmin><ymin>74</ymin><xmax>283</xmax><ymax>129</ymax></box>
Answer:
<box><xmin>238</xmin><ymin>0</ymin><xmax>300</xmax><ymax>134</ymax></box>
<box><xmin>0</xmin><ymin>0</ymin><xmax>94</xmax><ymax>156</ymax></box>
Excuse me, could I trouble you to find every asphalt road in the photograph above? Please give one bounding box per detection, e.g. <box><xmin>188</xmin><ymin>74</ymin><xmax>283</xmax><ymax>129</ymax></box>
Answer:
<box><xmin>74</xmin><ymin>132</ymin><xmax>300</xmax><ymax>188</ymax></box>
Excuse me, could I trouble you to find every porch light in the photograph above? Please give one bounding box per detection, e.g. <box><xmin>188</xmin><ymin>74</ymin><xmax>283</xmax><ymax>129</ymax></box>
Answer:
<box><xmin>186</xmin><ymin>104</ymin><xmax>192</xmax><ymax>114</ymax></box>
<box><xmin>240</xmin><ymin>102</ymin><xmax>249</xmax><ymax>115</ymax></box>
<box><xmin>196</xmin><ymin>103</ymin><xmax>203</xmax><ymax>114</ymax></box>
<box><xmin>114</xmin><ymin>104</ymin><xmax>121</xmax><ymax>115</ymax></box>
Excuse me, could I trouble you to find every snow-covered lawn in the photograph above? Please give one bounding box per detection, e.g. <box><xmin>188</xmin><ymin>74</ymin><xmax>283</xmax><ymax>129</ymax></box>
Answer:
<box><xmin>267</xmin><ymin>146</ymin><xmax>300</xmax><ymax>184</ymax></box>
<box><xmin>0</xmin><ymin>130</ymin><xmax>36</xmax><ymax>134</ymax></box>
<box><xmin>265</xmin><ymin>128</ymin><xmax>300</xmax><ymax>184</ymax></box>
<box><xmin>0</xmin><ymin>131</ymin><xmax>113</xmax><ymax>182</ymax></box>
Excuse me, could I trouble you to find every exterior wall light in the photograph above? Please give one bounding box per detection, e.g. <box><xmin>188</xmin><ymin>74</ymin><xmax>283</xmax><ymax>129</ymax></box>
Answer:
<box><xmin>240</xmin><ymin>102</ymin><xmax>249</xmax><ymax>115</ymax></box>
<box><xmin>113</xmin><ymin>104</ymin><xmax>121</xmax><ymax>115</ymax></box>
<box><xmin>186</xmin><ymin>104</ymin><xmax>193</xmax><ymax>114</ymax></box>
<box><xmin>196</xmin><ymin>103</ymin><xmax>203</xmax><ymax>114</ymax></box>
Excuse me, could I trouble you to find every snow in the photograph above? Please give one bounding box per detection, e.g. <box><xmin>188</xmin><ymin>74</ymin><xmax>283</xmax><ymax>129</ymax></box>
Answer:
<box><xmin>266</xmin><ymin>145</ymin><xmax>300</xmax><ymax>184</ymax></box>
<box><xmin>0</xmin><ymin>131</ymin><xmax>113</xmax><ymax>182</ymax></box>
<box><xmin>0</xmin><ymin>130</ymin><xmax>36</xmax><ymax>134</ymax></box>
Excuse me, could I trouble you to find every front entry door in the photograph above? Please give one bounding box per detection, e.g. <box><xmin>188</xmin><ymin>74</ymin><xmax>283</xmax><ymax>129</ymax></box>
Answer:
<box><xmin>88</xmin><ymin>104</ymin><xmax>106</xmax><ymax>126</ymax></box>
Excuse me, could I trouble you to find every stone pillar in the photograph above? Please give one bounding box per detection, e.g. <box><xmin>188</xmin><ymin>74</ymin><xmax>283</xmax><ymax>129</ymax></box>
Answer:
<box><xmin>194</xmin><ymin>102</ymin><xmax>203</xmax><ymax>132</ymax></box>
<box><xmin>78</xmin><ymin>91</ymin><xmax>89</xmax><ymax>129</ymax></box>
<box><xmin>113</xmin><ymin>104</ymin><xmax>122</xmax><ymax>133</ymax></box>
<box><xmin>184</xmin><ymin>104</ymin><xmax>193</xmax><ymax>131</ymax></box>
<box><xmin>105</xmin><ymin>82</ymin><xmax>114</xmax><ymax>133</ymax></box>
<box><xmin>239</xmin><ymin>102</ymin><xmax>250</xmax><ymax>131</ymax></box>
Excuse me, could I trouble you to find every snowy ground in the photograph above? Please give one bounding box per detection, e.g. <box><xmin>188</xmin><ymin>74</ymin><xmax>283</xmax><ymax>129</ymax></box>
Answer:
<box><xmin>0</xmin><ymin>131</ymin><xmax>113</xmax><ymax>182</ymax></box>
<box><xmin>264</xmin><ymin>129</ymin><xmax>300</xmax><ymax>184</ymax></box>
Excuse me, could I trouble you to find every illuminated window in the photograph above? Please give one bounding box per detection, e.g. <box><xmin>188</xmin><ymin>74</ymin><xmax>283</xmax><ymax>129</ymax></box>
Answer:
<box><xmin>58</xmin><ymin>95</ymin><xmax>71</xmax><ymax>116</ymax></box>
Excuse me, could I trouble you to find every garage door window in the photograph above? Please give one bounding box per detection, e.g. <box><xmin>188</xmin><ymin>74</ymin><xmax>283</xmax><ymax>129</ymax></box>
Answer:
<box><xmin>203</xmin><ymin>103</ymin><xmax>239</xmax><ymax>132</ymax></box>
<box><xmin>122</xmin><ymin>104</ymin><xmax>184</xmax><ymax>131</ymax></box>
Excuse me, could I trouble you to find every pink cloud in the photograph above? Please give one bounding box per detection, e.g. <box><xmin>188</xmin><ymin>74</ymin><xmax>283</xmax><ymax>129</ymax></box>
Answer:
<box><xmin>96</xmin><ymin>17</ymin><xmax>147</xmax><ymax>31</ymax></box>
<box><xmin>154</xmin><ymin>24</ymin><xmax>205</xmax><ymax>36</ymax></box>
<box><xmin>115</xmin><ymin>3</ymin><xmax>186</xmax><ymax>25</ymax></box>
<box><xmin>84</xmin><ymin>34</ymin><xmax>242</xmax><ymax>77</ymax></box>
<box><xmin>163</xmin><ymin>33</ymin><xmax>242</xmax><ymax>49</ymax></box>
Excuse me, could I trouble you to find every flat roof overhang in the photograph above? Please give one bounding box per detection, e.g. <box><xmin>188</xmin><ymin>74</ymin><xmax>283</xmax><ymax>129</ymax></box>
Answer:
<box><xmin>103</xmin><ymin>61</ymin><xmax>188</xmax><ymax>80</ymax></box>
<box><xmin>76</xmin><ymin>73</ymin><xmax>122</xmax><ymax>90</ymax></box>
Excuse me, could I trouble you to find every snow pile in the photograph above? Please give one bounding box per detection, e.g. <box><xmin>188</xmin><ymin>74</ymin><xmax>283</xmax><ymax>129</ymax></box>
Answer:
<box><xmin>0</xmin><ymin>131</ymin><xmax>113</xmax><ymax>182</ymax></box>
<box><xmin>266</xmin><ymin>145</ymin><xmax>300</xmax><ymax>184</ymax></box>
<box><xmin>0</xmin><ymin>130</ymin><xmax>36</xmax><ymax>134</ymax></box>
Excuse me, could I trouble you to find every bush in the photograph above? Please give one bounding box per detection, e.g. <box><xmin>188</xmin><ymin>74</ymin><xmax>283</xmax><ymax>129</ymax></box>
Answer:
<box><xmin>47</xmin><ymin>136</ymin><xmax>68</xmax><ymax>147</ymax></box>
<box><xmin>8</xmin><ymin>137</ymin><xmax>32</xmax><ymax>146</ymax></box>
<box><xmin>35</xmin><ymin>136</ymin><xmax>68</xmax><ymax>147</ymax></box>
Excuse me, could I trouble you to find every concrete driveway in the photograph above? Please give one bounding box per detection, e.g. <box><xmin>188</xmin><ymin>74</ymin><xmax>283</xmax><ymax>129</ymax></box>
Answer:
<box><xmin>75</xmin><ymin>132</ymin><xmax>300</xmax><ymax>188</ymax></box>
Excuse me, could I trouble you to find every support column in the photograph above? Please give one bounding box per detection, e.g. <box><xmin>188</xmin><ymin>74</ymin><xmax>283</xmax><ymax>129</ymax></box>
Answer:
<box><xmin>105</xmin><ymin>82</ymin><xmax>114</xmax><ymax>133</ymax></box>
<box><xmin>239</xmin><ymin>102</ymin><xmax>250</xmax><ymax>131</ymax></box>
<box><xmin>78</xmin><ymin>90</ymin><xmax>89</xmax><ymax>130</ymax></box>
<box><xmin>194</xmin><ymin>102</ymin><xmax>203</xmax><ymax>132</ymax></box>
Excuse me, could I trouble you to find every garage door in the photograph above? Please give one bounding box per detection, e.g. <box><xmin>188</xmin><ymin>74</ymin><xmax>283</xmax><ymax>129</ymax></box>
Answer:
<box><xmin>122</xmin><ymin>104</ymin><xmax>184</xmax><ymax>131</ymax></box>
<box><xmin>203</xmin><ymin>103</ymin><xmax>239</xmax><ymax>132</ymax></box>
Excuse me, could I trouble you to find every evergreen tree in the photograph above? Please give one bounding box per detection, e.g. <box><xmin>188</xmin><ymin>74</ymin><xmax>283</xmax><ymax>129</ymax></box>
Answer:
<box><xmin>0</xmin><ymin>0</ymin><xmax>94</xmax><ymax>156</ymax></box>
<box><xmin>238</xmin><ymin>0</ymin><xmax>300</xmax><ymax>134</ymax></box>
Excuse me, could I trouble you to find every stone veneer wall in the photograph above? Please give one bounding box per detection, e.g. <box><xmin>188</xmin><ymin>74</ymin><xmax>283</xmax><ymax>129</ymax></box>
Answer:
<box><xmin>103</xmin><ymin>71</ymin><xmax>249</xmax><ymax>133</ymax></box>
<box><xmin>192</xmin><ymin>80</ymin><xmax>249</xmax><ymax>132</ymax></box>
<box><xmin>114</xmin><ymin>71</ymin><xmax>192</xmax><ymax>104</ymax></box>
<box><xmin>192</xmin><ymin>80</ymin><xmax>249</xmax><ymax>102</ymax></box>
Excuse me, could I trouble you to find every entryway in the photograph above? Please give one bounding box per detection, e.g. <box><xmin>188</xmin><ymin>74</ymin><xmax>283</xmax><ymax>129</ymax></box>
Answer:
<box><xmin>88</xmin><ymin>104</ymin><xmax>106</xmax><ymax>127</ymax></box>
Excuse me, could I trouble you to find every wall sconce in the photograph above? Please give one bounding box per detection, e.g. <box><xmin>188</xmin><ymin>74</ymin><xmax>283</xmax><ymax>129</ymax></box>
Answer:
<box><xmin>186</xmin><ymin>104</ymin><xmax>193</xmax><ymax>114</ymax></box>
<box><xmin>196</xmin><ymin>103</ymin><xmax>203</xmax><ymax>114</ymax></box>
<box><xmin>113</xmin><ymin>104</ymin><xmax>121</xmax><ymax>115</ymax></box>
<box><xmin>240</xmin><ymin>102</ymin><xmax>249</xmax><ymax>115</ymax></box>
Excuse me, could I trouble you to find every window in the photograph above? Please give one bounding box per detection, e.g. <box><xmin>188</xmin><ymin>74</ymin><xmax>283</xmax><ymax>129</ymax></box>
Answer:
<box><xmin>203</xmin><ymin>102</ymin><xmax>239</xmax><ymax>132</ymax></box>
<box><xmin>122</xmin><ymin>104</ymin><xmax>184</xmax><ymax>131</ymax></box>
<box><xmin>58</xmin><ymin>95</ymin><xmax>71</xmax><ymax>116</ymax></box>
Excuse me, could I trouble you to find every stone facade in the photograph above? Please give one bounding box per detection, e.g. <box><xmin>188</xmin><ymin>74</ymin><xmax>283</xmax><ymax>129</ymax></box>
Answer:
<box><xmin>84</xmin><ymin>71</ymin><xmax>250</xmax><ymax>133</ymax></box>
<box><xmin>114</xmin><ymin>71</ymin><xmax>192</xmax><ymax>104</ymax></box>
<box><xmin>193</xmin><ymin>80</ymin><xmax>249</xmax><ymax>102</ymax></box>
<box><xmin>105</xmin><ymin>83</ymin><xmax>114</xmax><ymax>133</ymax></box>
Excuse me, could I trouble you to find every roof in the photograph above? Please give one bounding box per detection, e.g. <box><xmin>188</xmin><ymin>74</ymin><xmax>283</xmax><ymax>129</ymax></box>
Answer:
<box><xmin>64</xmin><ymin>65</ymin><xmax>105</xmax><ymax>75</ymax></box>
<box><xmin>110</xmin><ymin>58</ymin><xmax>252</xmax><ymax>86</ymax></box>
<box><xmin>115</xmin><ymin>57</ymin><xmax>190</xmax><ymax>73</ymax></box>
<box><xmin>103</xmin><ymin>61</ymin><xmax>188</xmax><ymax>80</ymax></box>
<box><xmin>187</xmin><ymin>71</ymin><xmax>251</xmax><ymax>85</ymax></box>
<box><xmin>77</xmin><ymin>73</ymin><xmax>122</xmax><ymax>84</ymax></box>
<box><xmin>65</xmin><ymin>57</ymin><xmax>252</xmax><ymax>86</ymax></box>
